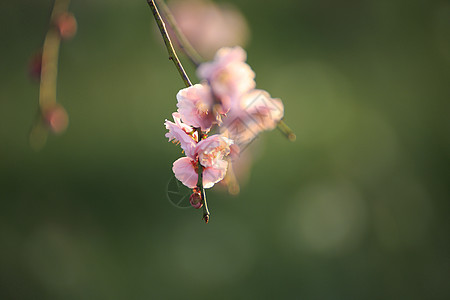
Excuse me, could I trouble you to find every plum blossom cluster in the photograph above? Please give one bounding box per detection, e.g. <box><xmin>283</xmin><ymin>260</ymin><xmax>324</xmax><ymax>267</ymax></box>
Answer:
<box><xmin>165</xmin><ymin>46</ymin><xmax>285</xmax><ymax>206</ymax></box>
<box><xmin>196</xmin><ymin>47</ymin><xmax>284</xmax><ymax>148</ymax></box>
<box><xmin>165</xmin><ymin>112</ymin><xmax>234</xmax><ymax>191</ymax></box>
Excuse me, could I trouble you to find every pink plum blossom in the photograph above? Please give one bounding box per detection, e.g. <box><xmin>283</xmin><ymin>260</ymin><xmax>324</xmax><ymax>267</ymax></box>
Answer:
<box><xmin>221</xmin><ymin>89</ymin><xmax>284</xmax><ymax>146</ymax></box>
<box><xmin>165</xmin><ymin>43</ymin><xmax>287</xmax><ymax>197</ymax></box>
<box><xmin>241</xmin><ymin>89</ymin><xmax>284</xmax><ymax>132</ymax></box>
<box><xmin>176</xmin><ymin>83</ymin><xmax>219</xmax><ymax>131</ymax></box>
<box><xmin>196</xmin><ymin>135</ymin><xmax>233</xmax><ymax>167</ymax></box>
<box><xmin>197</xmin><ymin>46</ymin><xmax>256</xmax><ymax>113</ymax></box>
<box><xmin>168</xmin><ymin>0</ymin><xmax>249</xmax><ymax>59</ymax></box>
<box><xmin>170</xmin><ymin>134</ymin><xmax>234</xmax><ymax>189</ymax></box>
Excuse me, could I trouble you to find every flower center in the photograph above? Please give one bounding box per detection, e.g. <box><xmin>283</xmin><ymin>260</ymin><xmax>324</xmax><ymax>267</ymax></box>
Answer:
<box><xmin>196</xmin><ymin>101</ymin><xmax>210</xmax><ymax>117</ymax></box>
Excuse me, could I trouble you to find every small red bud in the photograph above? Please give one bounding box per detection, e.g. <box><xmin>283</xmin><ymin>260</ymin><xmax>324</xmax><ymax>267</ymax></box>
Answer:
<box><xmin>189</xmin><ymin>188</ymin><xmax>203</xmax><ymax>209</ymax></box>
<box><xmin>43</xmin><ymin>104</ymin><xmax>69</xmax><ymax>134</ymax></box>
<box><xmin>28</xmin><ymin>51</ymin><xmax>42</xmax><ymax>82</ymax></box>
<box><xmin>55</xmin><ymin>12</ymin><xmax>77</xmax><ymax>40</ymax></box>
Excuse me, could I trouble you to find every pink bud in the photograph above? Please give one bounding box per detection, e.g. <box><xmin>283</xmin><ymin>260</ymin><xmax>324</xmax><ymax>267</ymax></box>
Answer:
<box><xmin>43</xmin><ymin>104</ymin><xmax>69</xmax><ymax>134</ymax></box>
<box><xmin>189</xmin><ymin>189</ymin><xmax>203</xmax><ymax>209</ymax></box>
<box><xmin>55</xmin><ymin>12</ymin><xmax>77</xmax><ymax>40</ymax></box>
<box><xmin>28</xmin><ymin>51</ymin><xmax>42</xmax><ymax>82</ymax></box>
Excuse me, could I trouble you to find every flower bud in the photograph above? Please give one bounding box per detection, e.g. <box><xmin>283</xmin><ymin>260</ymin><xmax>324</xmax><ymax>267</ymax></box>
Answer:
<box><xmin>28</xmin><ymin>51</ymin><xmax>42</xmax><ymax>82</ymax></box>
<box><xmin>43</xmin><ymin>104</ymin><xmax>69</xmax><ymax>134</ymax></box>
<box><xmin>189</xmin><ymin>189</ymin><xmax>203</xmax><ymax>209</ymax></box>
<box><xmin>55</xmin><ymin>12</ymin><xmax>77</xmax><ymax>40</ymax></box>
<box><xmin>202</xmin><ymin>214</ymin><xmax>209</xmax><ymax>224</ymax></box>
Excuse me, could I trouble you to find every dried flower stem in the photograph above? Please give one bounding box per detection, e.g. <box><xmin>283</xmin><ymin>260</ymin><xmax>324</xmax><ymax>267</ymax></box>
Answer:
<box><xmin>146</xmin><ymin>0</ymin><xmax>192</xmax><ymax>87</ymax></box>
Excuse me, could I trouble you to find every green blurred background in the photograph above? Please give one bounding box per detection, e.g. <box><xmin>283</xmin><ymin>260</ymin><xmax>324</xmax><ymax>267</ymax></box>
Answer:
<box><xmin>1</xmin><ymin>0</ymin><xmax>449</xmax><ymax>299</ymax></box>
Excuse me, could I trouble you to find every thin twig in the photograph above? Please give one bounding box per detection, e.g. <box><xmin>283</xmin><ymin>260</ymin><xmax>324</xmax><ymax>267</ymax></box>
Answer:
<box><xmin>196</xmin><ymin>128</ymin><xmax>210</xmax><ymax>223</ymax></box>
<box><xmin>146</xmin><ymin>0</ymin><xmax>192</xmax><ymax>87</ymax></box>
<box><xmin>277</xmin><ymin>119</ymin><xmax>296</xmax><ymax>141</ymax></box>
<box><xmin>155</xmin><ymin>0</ymin><xmax>203</xmax><ymax>67</ymax></box>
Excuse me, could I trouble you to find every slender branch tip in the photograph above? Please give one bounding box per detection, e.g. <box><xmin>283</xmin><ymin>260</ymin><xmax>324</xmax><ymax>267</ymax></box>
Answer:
<box><xmin>147</xmin><ymin>0</ymin><xmax>192</xmax><ymax>87</ymax></box>
<box><xmin>277</xmin><ymin>120</ymin><xmax>296</xmax><ymax>142</ymax></box>
<box><xmin>155</xmin><ymin>0</ymin><xmax>204</xmax><ymax>67</ymax></box>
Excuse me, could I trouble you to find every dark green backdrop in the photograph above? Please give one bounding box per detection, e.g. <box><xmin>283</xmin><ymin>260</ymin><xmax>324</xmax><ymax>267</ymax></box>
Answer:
<box><xmin>0</xmin><ymin>0</ymin><xmax>449</xmax><ymax>299</ymax></box>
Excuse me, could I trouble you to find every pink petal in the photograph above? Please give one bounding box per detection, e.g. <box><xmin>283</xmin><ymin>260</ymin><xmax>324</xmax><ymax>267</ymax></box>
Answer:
<box><xmin>172</xmin><ymin>112</ymin><xmax>196</xmax><ymax>139</ymax></box>
<box><xmin>196</xmin><ymin>135</ymin><xmax>232</xmax><ymax>168</ymax></box>
<box><xmin>216</xmin><ymin>46</ymin><xmax>247</xmax><ymax>63</ymax></box>
<box><xmin>197</xmin><ymin>47</ymin><xmax>255</xmax><ymax>110</ymax></box>
<box><xmin>173</xmin><ymin>157</ymin><xmax>198</xmax><ymax>188</ymax></box>
<box><xmin>203</xmin><ymin>159</ymin><xmax>228</xmax><ymax>189</ymax></box>
<box><xmin>195</xmin><ymin>134</ymin><xmax>223</xmax><ymax>154</ymax></box>
<box><xmin>176</xmin><ymin>83</ymin><xmax>216</xmax><ymax>131</ymax></box>
<box><xmin>165</xmin><ymin>114</ymin><xmax>196</xmax><ymax>158</ymax></box>
<box><xmin>243</xmin><ymin>90</ymin><xmax>284</xmax><ymax>131</ymax></box>
<box><xmin>197</xmin><ymin>46</ymin><xmax>248</xmax><ymax>79</ymax></box>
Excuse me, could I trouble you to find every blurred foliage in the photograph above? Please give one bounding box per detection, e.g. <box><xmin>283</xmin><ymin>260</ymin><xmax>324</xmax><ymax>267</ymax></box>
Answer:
<box><xmin>0</xmin><ymin>0</ymin><xmax>449</xmax><ymax>299</ymax></box>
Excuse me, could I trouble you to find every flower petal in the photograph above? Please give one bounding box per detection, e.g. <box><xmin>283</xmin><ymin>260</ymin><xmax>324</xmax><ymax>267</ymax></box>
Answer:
<box><xmin>173</xmin><ymin>157</ymin><xmax>198</xmax><ymax>188</ymax></box>
<box><xmin>243</xmin><ymin>90</ymin><xmax>284</xmax><ymax>131</ymax></box>
<box><xmin>203</xmin><ymin>159</ymin><xmax>228</xmax><ymax>189</ymax></box>
<box><xmin>196</xmin><ymin>134</ymin><xmax>232</xmax><ymax>168</ymax></box>
<box><xmin>197</xmin><ymin>46</ymin><xmax>255</xmax><ymax>109</ymax></box>
<box><xmin>165</xmin><ymin>114</ymin><xmax>196</xmax><ymax>158</ymax></box>
<box><xmin>176</xmin><ymin>83</ymin><xmax>216</xmax><ymax>131</ymax></box>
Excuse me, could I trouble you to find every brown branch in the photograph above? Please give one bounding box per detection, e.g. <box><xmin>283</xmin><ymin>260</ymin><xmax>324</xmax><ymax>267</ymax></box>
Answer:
<box><xmin>146</xmin><ymin>0</ymin><xmax>192</xmax><ymax>87</ymax></box>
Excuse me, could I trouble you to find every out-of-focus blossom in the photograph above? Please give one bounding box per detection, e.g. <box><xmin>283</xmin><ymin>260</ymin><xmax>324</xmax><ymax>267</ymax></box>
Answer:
<box><xmin>218</xmin><ymin>88</ymin><xmax>284</xmax><ymax>194</ymax></box>
<box><xmin>222</xmin><ymin>89</ymin><xmax>284</xmax><ymax>147</ymax></box>
<box><xmin>168</xmin><ymin>0</ymin><xmax>250</xmax><ymax>59</ymax></box>
<box><xmin>176</xmin><ymin>83</ymin><xmax>219</xmax><ymax>131</ymax></box>
<box><xmin>54</xmin><ymin>12</ymin><xmax>77</xmax><ymax>40</ymax></box>
<box><xmin>240</xmin><ymin>89</ymin><xmax>284</xmax><ymax>132</ymax></box>
<box><xmin>197</xmin><ymin>46</ymin><xmax>255</xmax><ymax>113</ymax></box>
<box><xmin>219</xmin><ymin>144</ymin><xmax>254</xmax><ymax>195</ymax></box>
